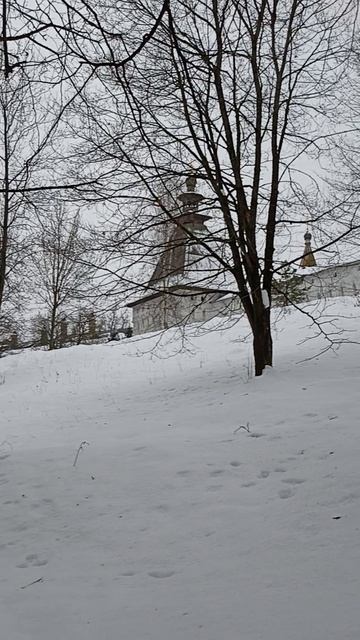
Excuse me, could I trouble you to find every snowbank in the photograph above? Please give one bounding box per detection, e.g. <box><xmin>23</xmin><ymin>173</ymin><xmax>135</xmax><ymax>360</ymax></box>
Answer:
<box><xmin>1</xmin><ymin>298</ymin><xmax>359</xmax><ymax>639</ymax></box>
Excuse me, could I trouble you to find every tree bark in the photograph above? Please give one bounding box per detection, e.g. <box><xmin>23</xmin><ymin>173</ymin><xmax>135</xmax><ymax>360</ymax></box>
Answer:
<box><xmin>48</xmin><ymin>302</ymin><xmax>58</xmax><ymax>350</ymax></box>
<box><xmin>0</xmin><ymin>103</ymin><xmax>10</xmax><ymax>311</ymax></box>
<box><xmin>264</xmin><ymin>308</ymin><xmax>273</xmax><ymax>367</ymax></box>
<box><xmin>252</xmin><ymin>304</ymin><xmax>273</xmax><ymax>376</ymax></box>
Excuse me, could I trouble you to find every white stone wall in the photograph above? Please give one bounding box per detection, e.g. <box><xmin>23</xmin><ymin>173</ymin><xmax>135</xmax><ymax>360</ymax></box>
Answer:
<box><xmin>302</xmin><ymin>262</ymin><xmax>360</xmax><ymax>301</ymax></box>
<box><xmin>131</xmin><ymin>263</ymin><xmax>360</xmax><ymax>333</ymax></box>
<box><xmin>132</xmin><ymin>289</ymin><xmax>228</xmax><ymax>335</ymax></box>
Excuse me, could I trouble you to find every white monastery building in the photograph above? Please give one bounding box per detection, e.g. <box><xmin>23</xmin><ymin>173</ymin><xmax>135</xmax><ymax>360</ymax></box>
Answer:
<box><xmin>128</xmin><ymin>178</ymin><xmax>360</xmax><ymax>334</ymax></box>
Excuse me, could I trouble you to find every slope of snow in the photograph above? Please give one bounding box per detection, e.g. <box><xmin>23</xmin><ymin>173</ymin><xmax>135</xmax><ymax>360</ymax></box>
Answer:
<box><xmin>1</xmin><ymin>299</ymin><xmax>360</xmax><ymax>640</ymax></box>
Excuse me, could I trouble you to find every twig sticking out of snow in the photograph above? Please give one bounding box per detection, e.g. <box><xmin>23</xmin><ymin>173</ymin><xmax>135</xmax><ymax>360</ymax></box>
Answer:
<box><xmin>20</xmin><ymin>577</ymin><xmax>44</xmax><ymax>589</ymax></box>
<box><xmin>233</xmin><ymin>422</ymin><xmax>250</xmax><ymax>434</ymax></box>
<box><xmin>73</xmin><ymin>441</ymin><xmax>89</xmax><ymax>467</ymax></box>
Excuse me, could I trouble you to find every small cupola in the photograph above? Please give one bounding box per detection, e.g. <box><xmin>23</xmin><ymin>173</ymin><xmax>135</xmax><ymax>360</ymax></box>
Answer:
<box><xmin>176</xmin><ymin>173</ymin><xmax>210</xmax><ymax>230</ymax></box>
<box><xmin>177</xmin><ymin>173</ymin><xmax>205</xmax><ymax>210</ymax></box>
<box><xmin>300</xmin><ymin>230</ymin><xmax>317</xmax><ymax>268</ymax></box>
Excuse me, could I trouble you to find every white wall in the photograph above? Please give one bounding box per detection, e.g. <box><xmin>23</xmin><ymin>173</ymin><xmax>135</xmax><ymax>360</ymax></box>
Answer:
<box><xmin>131</xmin><ymin>263</ymin><xmax>360</xmax><ymax>333</ymax></box>
<box><xmin>132</xmin><ymin>290</ymin><xmax>228</xmax><ymax>335</ymax></box>
<box><xmin>302</xmin><ymin>262</ymin><xmax>360</xmax><ymax>301</ymax></box>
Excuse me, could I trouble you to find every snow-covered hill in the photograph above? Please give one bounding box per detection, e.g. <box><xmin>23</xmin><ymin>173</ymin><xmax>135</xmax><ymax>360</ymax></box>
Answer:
<box><xmin>1</xmin><ymin>299</ymin><xmax>360</xmax><ymax>640</ymax></box>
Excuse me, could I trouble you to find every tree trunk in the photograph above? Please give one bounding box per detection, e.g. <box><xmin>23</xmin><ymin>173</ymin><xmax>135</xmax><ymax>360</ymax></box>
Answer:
<box><xmin>48</xmin><ymin>305</ymin><xmax>57</xmax><ymax>350</ymax></box>
<box><xmin>252</xmin><ymin>305</ymin><xmax>273</xmax><ymax>376</ymax></box>
<box><xmin>253</xmin><ymin>326</ymin><xmax>265</xmax><ymax>376</ymax></box>
<box><xmin>0</xmin><ymin>103</ymin><xmax>10</xmax><ymax>312</ymax></box>
<box><xmin>264</xmin><ymin>308</ymin><xmax>273</xmax><ymax>367</ymax></box>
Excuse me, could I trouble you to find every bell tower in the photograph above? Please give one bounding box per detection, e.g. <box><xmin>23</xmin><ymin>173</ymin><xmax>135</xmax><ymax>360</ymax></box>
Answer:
<box><xmin>149</xmin><ymin>174</ymin><xmax>210</xmax><ymax>284</ymax></box>
<box><xmin>177</xmin><ymin>173</ymin><xmax>205</xmax><ymax>214</ymax></box>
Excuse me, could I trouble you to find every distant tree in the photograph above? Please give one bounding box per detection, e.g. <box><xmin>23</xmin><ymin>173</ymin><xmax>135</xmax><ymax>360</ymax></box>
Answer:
<box><xmin>105</xmin><ymin>306</ymin><xmax>132</xmax><ymax>340</ymax></box>
<box><xmin>0</xmin><ymin>306</ymin><xmax>21</xmax><ymax>354</ymax></box>
<box><xmin>272</xmin><ymin>265</ymin><xmax>307</xmax><ymax>308</ymax></box>
<box><xmin>0</xmin><ymin>59</ymin><xmax>38</xmax><ymax>315</ymax></box>
<box><xmin>31</xmin><ymin>205</ymin><xmax>94</xmax><ymax>350</ymax></box>
<box><xmin>30</xmin><ymin>313</ymin><xmax>49</xmax><ymax>347</ymax></box>
<box><xmin>0</xmin><ymin>31</ymin><xmax>80</xmax><ymax>330</ymax></box>
<box><xmin>69</xmin><ymin>302</ymin><xmax>96</xmax><ymax>344</ymax></box>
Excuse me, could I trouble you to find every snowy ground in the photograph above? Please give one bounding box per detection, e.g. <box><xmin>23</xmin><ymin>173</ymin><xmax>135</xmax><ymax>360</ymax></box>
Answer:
<box><xmin>1</xmin><ymin>299</ymin><xmax>360</xmax><ymax>640</ymax></box>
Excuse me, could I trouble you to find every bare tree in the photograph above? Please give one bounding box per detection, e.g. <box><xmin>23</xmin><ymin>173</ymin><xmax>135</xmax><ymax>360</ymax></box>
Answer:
<box><xmin>1</xmin><ymin>0</ymin><xmax>169</xmax><ymax>79</ymax></box>
<box><xmin>0</xmin><ymin>0</ymin><xmax>171</xmax><ymax>331</ymax></box>
<box><xmin>31</xmin><ymin>204</ymin><xmax>94</xmax><ymax>350</ymax></box>
<box><xmin>0</xmin><ymin>29</ymin><xmax>88</xmax><ymax>327</ymax></box>
<box><xmin>65</xmin><ymin>0</ymin><xmax>357</xmax><ymax>375</ymax></box>
<box><xmin>0</xmin><ymin>60</ymin><xmax>36</xmax><ymax>313</ymax></box>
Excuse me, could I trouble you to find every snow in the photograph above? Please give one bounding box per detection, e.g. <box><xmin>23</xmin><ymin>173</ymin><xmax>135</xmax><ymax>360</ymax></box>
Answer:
<box><xmin>1</xmin><ymin>298</ymin><xmax>360</xmax><ymax>640</ymax></box>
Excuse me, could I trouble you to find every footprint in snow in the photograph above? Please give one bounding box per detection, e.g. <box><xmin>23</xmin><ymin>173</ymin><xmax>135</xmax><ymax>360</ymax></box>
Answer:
<box><xmin>281</xmin><ymin>478</ymin><xmax>306</xmax><ymax>485</ymax></box>
<box><xmin>209</xmin><ymin>469</ymin><xmax>225</xmax><ymax>477</ymax></box>
<box><xmin>258</xmin><ymin>470</ymin><xmax>270</xmax><ymax>479</ymax></box>
<box><xmin>148</xmin><ymin>570</ymin><xmax>175</xmax><ymax>579</ymax></box>
<box><xmin>229</xmin><ymin>461</ymin><xmax>241</xmax><ymax>468</ymax></box>
<box><xmin>278</xmin><ymin>488</ymin><xmax>295</xmax><ymax>499</ymax></box>
<box><xmin>16</xmin><ymin>553</ymin><xmax>48</xmax><ymax>569</ymax></box>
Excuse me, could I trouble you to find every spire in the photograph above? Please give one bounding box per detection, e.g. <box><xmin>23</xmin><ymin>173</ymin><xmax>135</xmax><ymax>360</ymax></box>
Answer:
<box><xmin>300</xmin><ymin>230</ymin><xmax>317</xmax><ymax>268</ymax></box>
<box><xmin>185</xmin><ymin>173</ymin><xmax>196</xmax><ymax>192</ymax></box>
<box><xmin>177</xmin><ymin>172</ymin><xmax>204</xmax><ymax>211</ymax></box>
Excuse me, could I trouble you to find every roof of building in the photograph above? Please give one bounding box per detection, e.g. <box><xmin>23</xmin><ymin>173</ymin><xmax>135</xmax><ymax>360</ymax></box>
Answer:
<box><xmin>148</xmin><ymin>212</ymin><xmax>212</xmax><ymax>285</ymax></box>
<box><xmin>298</xmin><ymin>258</ymin><xmax>360</xmax><ymax>277</ymax></box>
<box><xmin>127</xmin><ymin>283</ymin><xmax>230</xmax><ymax>308</ymax></box>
